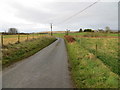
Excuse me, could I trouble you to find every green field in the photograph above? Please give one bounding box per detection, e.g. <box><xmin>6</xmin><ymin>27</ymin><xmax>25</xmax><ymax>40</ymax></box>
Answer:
<box><xmin>76</xmin><ymin>37</ymin><xmax>119</xmax><ymax>75</ymax></box>
<box><xmin>53</xmin><ymin>32</ymin><xmax>118</xmax><ymax>37</ymax></box>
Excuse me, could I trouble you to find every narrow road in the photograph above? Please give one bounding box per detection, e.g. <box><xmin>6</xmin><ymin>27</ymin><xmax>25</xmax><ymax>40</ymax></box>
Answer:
<box><xmin>2</xmin><ymin>38</ymin><xmax>72</xmax><ymax>88</ymax></box>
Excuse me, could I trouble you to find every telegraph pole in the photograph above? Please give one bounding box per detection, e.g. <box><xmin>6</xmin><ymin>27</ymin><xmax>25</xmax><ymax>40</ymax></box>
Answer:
<box><xmin>50</xmin><ymin>23</ymin><xmax>53</xmax><ymax>36</ymax></box>
<box><xmin>66</xmin><ymin>29</ymin><xmax>69</xmax><ymax>35</ymax></box>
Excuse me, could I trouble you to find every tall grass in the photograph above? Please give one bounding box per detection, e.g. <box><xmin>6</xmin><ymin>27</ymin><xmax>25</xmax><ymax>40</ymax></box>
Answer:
<box><xmin>66</xmin><ymin>41</ymin><xmax>119</xmax><ymax>88</ymax></box>
<box><xmin>76</xmin><ymin>37</ymin><xmax>119</xmax><ymax>75</ymax></box>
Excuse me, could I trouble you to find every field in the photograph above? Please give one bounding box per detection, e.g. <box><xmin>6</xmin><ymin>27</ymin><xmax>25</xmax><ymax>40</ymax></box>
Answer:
<box><xmin>76</xmin><ymin>37</ymin><xmax>119</xmax><ymax>75</ymax></box>
<box><xmin>2</xmin><ymin>36</ymin><xmax>56</xmax><ymax>67</ymax></box>
<box><xmin>2</xmin><ymin>32</ymin><xmax>118</xmax><ymax>45</ymax></box>
<box><xmin>1</xmin><ymin>34</ymin><xmax>49</xmax><ymax>45</ymax></box>
<box><xmin>54</xmin><ymin>32</ymin><xmax>119</xmax><ymax>37</ymax></box>
<box><xmin>62</xmin><ymin>32</ymin><xmax>119</xmax><ymax>88</ymax></box>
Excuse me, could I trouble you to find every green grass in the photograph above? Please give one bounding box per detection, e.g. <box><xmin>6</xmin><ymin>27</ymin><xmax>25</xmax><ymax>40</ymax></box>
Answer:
<box><xmin>53</xmin><ymin>32</ymin><xmax>118</xmax><ymax>37</ymax></box>
<box><xmin>66</xmin><ymin>41</ymin><xmax>119</xmax><ymax>88</ymax></box>
<box><xmin>75</xmin><ymin>37</ymin><xmax>119</xmax><ymax>75</ymax></box>
<box><xmin>2</xmin><ymin>36</ymin><xmax>56</xmax><ymax>67</ymax></box>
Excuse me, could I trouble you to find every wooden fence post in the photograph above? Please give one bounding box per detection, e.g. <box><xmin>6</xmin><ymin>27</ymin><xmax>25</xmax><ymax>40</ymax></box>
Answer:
<box><xmin>27</xmin><ymin>34</ymin><xmax>28</xmax><ymax>40</ymax></box>
<box><xmin>1</xmin><ymin>33</ymin><xmax>3</xmax><ymax>47</ymax></box>
<box><xmin>18</xmin><ymin>33</ymin><xmax>20</xmax><ymax>43</ymax></box>
<box><xmin>95</xmin><ymin>44</ymin><xmax>98</xmax><ymax>57</ymax></box>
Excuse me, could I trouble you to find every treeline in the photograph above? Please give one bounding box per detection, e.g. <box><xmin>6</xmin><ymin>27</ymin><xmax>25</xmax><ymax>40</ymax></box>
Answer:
<box><xmin>2</xmin><ymin>32</ymin><xmax>29</xmax><ymax>35</ymax></box>
<box><xmin>78</xmin><ymin>26</ymin><xmax>118</xmax><ymax>33</ymax></box>
<box><xmin>2</xmin><ymin>32</ymin><xmax>49</xmax><ymax>35</ymax></box>
<box><xmin>1</xmin><ymin>28</ymin><xmax>49</xmax><ymax>35</ymax></box>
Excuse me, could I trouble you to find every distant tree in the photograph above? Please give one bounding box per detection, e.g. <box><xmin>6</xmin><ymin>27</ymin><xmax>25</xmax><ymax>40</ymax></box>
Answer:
<box><xmin>8</xmin><ymin>28</ymin><xmax>18</xmax><ymax>34</ymax></box>
<box><xmin>105</xmin><ymin>26</ymin><xmax>111</xmax><ymax>33</ymax></box>
<box><xmin>79</xmin><ymin>28</ymin><xmax>82</xmax><ymax>32</ymax></box>
<box><xmin>84</xmin><ymin>29</ymin><xmax>93</xmax><ymax>32</ymax></box>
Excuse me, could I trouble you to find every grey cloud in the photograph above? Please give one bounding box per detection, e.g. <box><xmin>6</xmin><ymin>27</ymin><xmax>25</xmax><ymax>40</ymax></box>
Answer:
<box><xmin>11</xmin><ymin>3</ymin><xmax>56</xmax><ymax>24</ymax></box>
<box><xmin>1</xmin><ymin>1</ymin><xmax>118</xmax><ymax>32</ymax></box>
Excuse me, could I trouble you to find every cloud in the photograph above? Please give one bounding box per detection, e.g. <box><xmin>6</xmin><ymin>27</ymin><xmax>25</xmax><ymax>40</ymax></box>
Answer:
<box><xmin>0</xmin><ymin>0</ymin><xmax>118</xmax><ymax>32</ymax></box>
<box><xmin>11</xmin><ymin>3</ymin><xmax>56</xmax><ymax>24</ymax></box>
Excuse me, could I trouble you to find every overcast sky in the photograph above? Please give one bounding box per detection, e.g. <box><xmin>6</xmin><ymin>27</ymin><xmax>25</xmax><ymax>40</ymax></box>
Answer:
<box><xmin>0</xmin><ymin>0</ymin><xmax>119</xmax><ymax>33</ymax></box>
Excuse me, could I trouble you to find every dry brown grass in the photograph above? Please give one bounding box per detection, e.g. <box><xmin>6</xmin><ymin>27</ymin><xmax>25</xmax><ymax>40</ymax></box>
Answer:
<box><xmin>3</xmin><ymin>34</ymin><xmax>50</xmax><ymax>45</ymax></box>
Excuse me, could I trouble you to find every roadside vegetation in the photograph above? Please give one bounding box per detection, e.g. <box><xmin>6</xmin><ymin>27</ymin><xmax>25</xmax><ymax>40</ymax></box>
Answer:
<box><xmin>2</xmin><ymin>36</ymin><xmax>56</xmax><ymax>68</ymax></box>
<box><xmin>58</xmin><ymin>32</ymin><xmax>119</xmax><ymax>88</ymax></box>
<box><xmin>65</xmin><ymin>36</ymin><xmax>119</xmax><ymax>88</ymax></box>
<box><xmin>76</xmin><ymin>37</ymin><xmax>119</xmax><ymax>75</ymax></box>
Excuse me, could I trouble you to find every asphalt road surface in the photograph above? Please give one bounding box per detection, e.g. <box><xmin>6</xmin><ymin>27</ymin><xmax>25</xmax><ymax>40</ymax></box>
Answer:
<box><xmin>2</xmin><ymin>38</ymin><xmax>73</xmax><ymax>88</ymax></box>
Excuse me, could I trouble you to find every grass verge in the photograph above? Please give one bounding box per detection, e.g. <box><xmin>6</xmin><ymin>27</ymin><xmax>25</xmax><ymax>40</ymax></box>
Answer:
<box><xmin>66</xmin><ymin>41</ymin><xmax>119</xmax><ymax>88</ymax></box>
<box><xmin>75</xmin><ymin>37</ymin><xmax>119</xmax><ymax>75</ymax></box>
<box><xmin>2</xmin><ymin>36</ymin><xmax>56</xmax><ymax>68</ymax></box>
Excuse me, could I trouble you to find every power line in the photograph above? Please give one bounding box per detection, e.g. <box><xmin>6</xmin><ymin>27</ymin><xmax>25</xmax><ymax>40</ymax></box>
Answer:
<box><xmin>57</xmin><ymin>0</ymin><xmax>100</xmax><ymax>25</ymax></box>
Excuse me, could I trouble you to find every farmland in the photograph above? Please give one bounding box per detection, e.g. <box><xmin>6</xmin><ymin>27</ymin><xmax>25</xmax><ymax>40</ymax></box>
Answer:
<box><xmin>76</xmin><ymin>37</ymin><xmax>119</xmax><ymax>75</ymax></box>
<box><xmin>54</xmin><ymin>32</ymin><xmax>119</xmax><ymax>37</ymax></box>
<box><xmin>63</xmin><ymin>32</ymin><xmax>119</xmax><ymax>88</ymax></box>
<box><xmin>1</xmin><ymin>34</ymin><xmax>50</xmax><ymax>45</ymax></box>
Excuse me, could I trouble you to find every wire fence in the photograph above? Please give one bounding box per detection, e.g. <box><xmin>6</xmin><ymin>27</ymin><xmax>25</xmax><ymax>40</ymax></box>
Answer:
<box><xmin>1</xmin><ymin>33</ymin><xmax>49</xmax><ymax>46</ymax></box>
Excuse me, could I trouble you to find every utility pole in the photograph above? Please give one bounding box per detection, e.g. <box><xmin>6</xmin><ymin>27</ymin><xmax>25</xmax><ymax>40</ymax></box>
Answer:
<box><xmin>66</xmin><ymin>29</ymin><xmax>69</xmax><ymax>35</ymax></box>
<box><xmin>18</xmin><ymin>32</ymin><xmax>20</xmax><ymax>43</ymax></box>
<box><xmin>50</xmin><ymin>23</ymin><xmax>53</xmax><ymax>36</ymax></box>
<box><xmin>27</xmin><ymin>34</ymin><xmax>29</xmax><ymax>41</ymax></box>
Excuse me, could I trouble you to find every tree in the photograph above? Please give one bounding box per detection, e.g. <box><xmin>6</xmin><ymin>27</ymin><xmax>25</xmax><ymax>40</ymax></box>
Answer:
<box><xmin>105</xmin><ymin>26</ymin><xmax>111</xmax><ymax>33</ymax></box>
<box><xmin>8</xmin><ymin>28</ymin><xmax>18</xmax><ymax>34</ymax></box>
<box><xmin>79</xmin><ymin>28</ymin><xmax>82</xmax><ymax>32</ymax></box>
<box><xmin>84</xmin><ymin>29</ymin><xmax>93</xmax><ymax>32</ymax></box>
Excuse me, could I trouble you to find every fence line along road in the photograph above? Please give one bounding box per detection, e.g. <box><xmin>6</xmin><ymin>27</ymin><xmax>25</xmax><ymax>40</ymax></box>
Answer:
<box><xmin>1</xmin><ymin>33</ymin><xmax>49</xmax><ymax>46</ymax></box>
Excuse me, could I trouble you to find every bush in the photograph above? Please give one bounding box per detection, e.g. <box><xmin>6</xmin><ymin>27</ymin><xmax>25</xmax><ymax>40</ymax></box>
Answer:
<box><xmin>84</xmin><ymin>29</ymin><xmax>94</xmax><ymax>32</ymax></box>
<box><xmin>64</xmin><ymin>35</ymin><xmax>75</xmax><ymax>43</ymax></box>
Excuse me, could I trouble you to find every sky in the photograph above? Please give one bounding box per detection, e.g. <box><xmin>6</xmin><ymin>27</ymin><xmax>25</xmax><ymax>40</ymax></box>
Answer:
<box><xmin>0</xmin><ymin>0</ymin><xmax>119</xmax><ymax>33</ymax></box>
